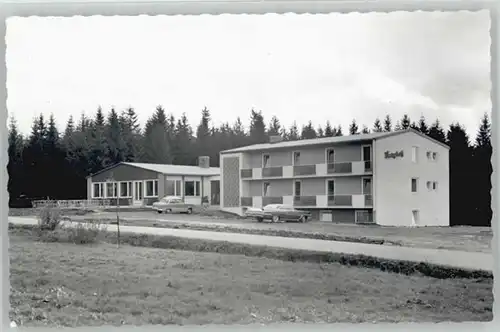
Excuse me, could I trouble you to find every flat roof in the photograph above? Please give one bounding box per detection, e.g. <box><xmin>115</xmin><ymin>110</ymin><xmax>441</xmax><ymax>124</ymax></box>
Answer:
<box><xmin>220</xmin><ymin>129</ymin><xmax>449</xmax><ymax>154</ymax></box>
<box><xmin>87</xmin><ymin>162</ymin><xmax>220</xmax><ymax>178</ymax></box>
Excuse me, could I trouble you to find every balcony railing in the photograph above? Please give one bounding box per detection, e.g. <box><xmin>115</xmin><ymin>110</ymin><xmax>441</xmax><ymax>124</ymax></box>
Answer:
<box><xmin>293</xmin><ymin>164</ymin><xmax>316</xmax><ymax>176</ymax></box>
<box><xmin>241</xmin><ymin>197</ymin><xmax>253</xmax><ymax>207</ymax></box>
<box><xmin>327</xmin><ymin>195</ymin><xmax>353</xmax><ymax>206</ymax></box>
<box><xmin>364</xmin><ymin>194</ymin><xmax>373</xmax><ymax>206</ymax></box>
<box><xmin>327</xmin><ymin>162</ymin><xmax>352</xmax><ymax>174</ymax></box>
<box><xmin>241</xmin><ymin>169</ymin><xmax>253</xmax><ymax>178</ymax></box>
<box><xmin>262</xmin><ymin>167</ymin><xmax>283</xmax><ymax>178</ymax></box>
<box><xmin>263</xmin><ymin>196</ymin><xmax>283</xmax><ymax>206</ymax></box>
<box><xmin>293</xmin><ymin>196</ymin><xmax>317</xmax><ymax>206</ymax></box>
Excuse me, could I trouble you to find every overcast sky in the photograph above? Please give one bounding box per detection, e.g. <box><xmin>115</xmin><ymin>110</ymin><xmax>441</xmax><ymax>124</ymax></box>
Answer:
<box><xmin>6</xmin><ymin>11</ymin><xmax>491</xmax><ymax>139</ymax></box>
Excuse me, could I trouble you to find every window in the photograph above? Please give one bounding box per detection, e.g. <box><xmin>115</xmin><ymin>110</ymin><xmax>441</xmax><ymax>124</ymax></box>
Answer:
<box><xmin>362</xmin><ymin>178</ymin><xmax>372</xmax><ymax>195</ymax></box>
<box><xmin>166</xmin><ymin>179</ymin><xmax>182</xmax><ymax>196</ymax></box>
<box><xmin>412</xmin><ymin>146</ymin><xmax>418</xmax><ymax>163</ymax></box>
<box><xmin>294</xmin><ymin>180</ymin><xmax>302</xmax><ymax>197</ymax></box>
<box><xmin>106</xmin><ymin>182</ymin><xmax>117</xmax><ymax>198</ymax></box>
<box><xmin>327</xmin><ymin>179</ymin><xmax>335</xmax><ymax>196</ymax></box>
<box><xmin>426</xmin><ymin>181</ymin><xmax>432</xmax><ymax>190</ymax></box>
<box><xmin>166</xmin><ymin>180</ymin><xmax>176</xmax><ymax>196</ymax></box>
<box><xmin>184</xmin><ymin>181</ymin><xmax>201</xmax><ymax>197</ymax></box>
<box><xmin>326</xmin><ymin>148</ymin><xmax>335</xmax><ymax>164</ymax></box>
<box><xmin>427</xmin><ymin>151</ymin><xmax>438</xmax><ymax>161</ymax></box>
<box><xmin>145</xmin><ymin>180</ymin><xmax>159</xmax><ymax>197</ymax></box>
<box><xmin>175</xmin><ymin>180</ymin><xmax>182</xmax><ymax>196</ymax></box>
<box><xmin>263</xmin><ymin>182</ymin><xmax>271</xmax><ymax>196</ymax></box>
<box><xmin>293</xmin><ymin>151</ymin><xmax>301</xmax><ymax>166</ymax></box>
<box><xmin>411</xmin><ymin>178</ymin><xmax>418</xmax><ymax>193</ymax></box>
<box><xmin>432</xmin><ymin>181</ymin><xmax>438</xmax><ymax>190</ymax></box>
<box><xmin>263</xmin><ymin>154</ymin><xmax>270</xmax><ymax>168</ymax></box>
<box><xmin>119</xmin><ymin>182</ymin><xmax>132</xmax><ymax>197</ymax></box>
<box><xmin>93</xmin><ymin>183</ymin><xmax>104</xmax><ymax>198</ymax></box>
<box><xmin>362</xmin><ymin>145</ymin><xmax>371</xmax><ymax>161</ymax></box>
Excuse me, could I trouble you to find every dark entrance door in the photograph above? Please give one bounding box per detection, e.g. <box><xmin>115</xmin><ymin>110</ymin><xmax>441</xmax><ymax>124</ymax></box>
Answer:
<box><xmin>210</xmin><ymin>180</ymin><xmax>220</xmax><ymax>205</ymax></box>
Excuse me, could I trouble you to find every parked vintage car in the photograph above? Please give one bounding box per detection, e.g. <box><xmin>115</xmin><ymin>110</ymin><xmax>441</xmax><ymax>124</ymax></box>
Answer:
<box><xmin>152</xmin><ymin>196</ymin><xmax>194</xmax><ymax>214</ymax></box>
<box><xmin>245</xmin><ymin>204</ymin><xmax>312</xmax><ymax>223</ymax></box>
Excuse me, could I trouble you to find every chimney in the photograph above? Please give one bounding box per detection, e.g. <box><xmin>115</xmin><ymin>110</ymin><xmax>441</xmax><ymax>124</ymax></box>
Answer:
<box><xmin>198</xmin><ymin>156</ymin><xmax>210</xmax><ymax>168</ymax></box>
<box><xmin>269</xmin><ymin>135</ymin><xmax>283</xmax><ymax>144</ymax></box>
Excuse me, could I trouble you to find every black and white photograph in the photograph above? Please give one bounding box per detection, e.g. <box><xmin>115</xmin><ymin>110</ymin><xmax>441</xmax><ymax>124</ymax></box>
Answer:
<box><xmin>4</xmin><ymin>8</ymin><xmax>494</xmax><ymax>327</ymax></box>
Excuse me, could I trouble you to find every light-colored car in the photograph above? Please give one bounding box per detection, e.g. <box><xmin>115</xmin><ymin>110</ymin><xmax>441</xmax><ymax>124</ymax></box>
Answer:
<box><xmin>152</xmin><ymin>196</ymin><xmax>194</xmax><ymax>214</ymax></box>
<box><xmin>245</xmin><ymin>204</ymin><xmax>312</xmax><ymax>223</ymax></box>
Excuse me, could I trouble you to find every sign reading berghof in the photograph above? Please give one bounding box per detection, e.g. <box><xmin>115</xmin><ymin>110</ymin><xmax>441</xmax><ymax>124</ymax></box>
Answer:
<box><xmin>384</xmin><ymin>150</ymin><xmax>404</xmax><ymax>159</ymax></box>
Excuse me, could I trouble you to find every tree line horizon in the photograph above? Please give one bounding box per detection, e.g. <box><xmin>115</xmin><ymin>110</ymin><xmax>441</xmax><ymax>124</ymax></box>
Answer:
<box><xmin>7</xmin><ymin>105</ymin><xmax>492</xmax><ymax>227</ymax></box>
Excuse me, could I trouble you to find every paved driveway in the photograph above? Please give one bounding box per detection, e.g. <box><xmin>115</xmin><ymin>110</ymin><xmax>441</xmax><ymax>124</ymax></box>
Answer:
<box><xmin>73</xmin><ymin>211</ymin><xmax>492</xmax><ymax>253</ymax></box>
<box><xmin>8</xmin><ymin>216</ymin><xmax>493</xmax><ymax>272</ymax></box>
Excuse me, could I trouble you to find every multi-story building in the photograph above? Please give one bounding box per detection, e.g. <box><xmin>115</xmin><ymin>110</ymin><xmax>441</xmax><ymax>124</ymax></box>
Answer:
<box><xmin>219</xmin><ymin>129</ymin><xmax>450</xmax><ymax>227</ymax></box>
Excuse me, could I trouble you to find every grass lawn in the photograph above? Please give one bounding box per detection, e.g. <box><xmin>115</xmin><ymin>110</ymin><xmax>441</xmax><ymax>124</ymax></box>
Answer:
<box><xmin>9</xmin><ymin>232</ymin><xmax>493</xmax><ymax>327</ymax></box>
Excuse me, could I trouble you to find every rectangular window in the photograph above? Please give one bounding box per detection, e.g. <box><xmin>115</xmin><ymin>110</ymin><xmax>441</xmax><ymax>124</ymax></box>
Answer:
<box><xmin>426</xmin><ymin>151</ymin><xmax>432</xmax><ymax>159</ymax></box>
<box><xmin>327</xmin><ymin>180</ymin><xmax>335</xmax><ymax>196</ymax></box>
<box><xmin>432</xmin><ymin>152</ymin><xmax>438</xmax><ymax>161</ymax></box>
<box><xmin>93</xmin><ymin>183</ymin><xmax>103</xmax><ymax>198</ymax></box>
<box><xmin>195</xmin><ymin>181</ymin><xmax>201</xmax><ymax>197</ymax></box>
<box><xmin>263</xmin><ymin>154</ymin><xmax>270</xmax><ymax>168</ymax></box>
<box><xmin>412</xmin><ymin>146</ymin><xmax>418</xmax><ymax>163</ymax></box>
<box><xmin>432</xmin><ymin>181</ymin><xmax>438</xmax><ymax>190</ymax></box>
<box><xmin>294</xmin><ymin>180</ymin><xmax>301</xmax><ymax>197</ymax></box>
<box><xmin>166</xmin><ymin>180</ymin><xmax>175</xmax><ymax>196</ymax></box>
<box><xmin>426</xmin><ymin>181</ymin><xmax>432</xmax><ymax>190</ymax></box>
<box><xmin>145</xmin><ymin>180</ymin><xmax>159</xmax><ymax>197</ymax></box>
<box><xmin>411</xmin><ymin>178</ymin><xmax>418</xmax><ymax>193</ymax></box>
<box><xmin>362</xmin><ymin>145</ymin><xmax>371</xmax><ymax>161</ymax></box>
<box><xmin>175</xmin><ymin>180</ymin><xmax>182</xmax><ymax>196</ymax></box>
<box><xmin>119</xmin><ymin>182</ymin><xmax>132</xmax><ymax>197</ymax></box>
<box><xmin>362</xmin><ymin>178</ymin><xmax>372</xmax><ymax>195</ymax></box>
<box><xmin>106</xmin><ymin>182</ymin><xmax>117</xmax><ymax>198</ymax></box>
<box><xmin>185</xmin><ymin>181</ymin><xmax>195</xmax><ymax>196</ymax></box>
<box><xmin>263</xmin><ymin>182</ymin><xmax>271</xmax><ymax>196</ymax></box>
<box><xmin>326</xmin><ymin>148</ymin><xmax>335</xmax><ymax>164</ymax></box>
<box><xmin>293</xmin><ymin>151</ymin><xmax>301</xmax><ymax>166</ymax></box>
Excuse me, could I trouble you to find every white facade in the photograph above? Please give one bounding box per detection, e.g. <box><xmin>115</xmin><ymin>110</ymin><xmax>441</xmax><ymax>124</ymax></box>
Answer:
<box><xmin>373</xmin><ymin>131</ymin><xmax>450</xmax><ymax>227</ymax></box>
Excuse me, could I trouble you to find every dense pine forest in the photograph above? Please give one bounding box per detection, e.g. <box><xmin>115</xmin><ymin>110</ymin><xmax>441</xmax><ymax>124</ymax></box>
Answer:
<box><xmin>7</xmin><ymin>105</ymin><xmax>492</xmax><ymax>227</ymax></box>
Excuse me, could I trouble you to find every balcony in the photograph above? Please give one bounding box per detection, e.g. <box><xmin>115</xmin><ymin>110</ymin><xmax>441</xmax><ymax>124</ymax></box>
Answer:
<box><xmin>241</xmin><ymin>169</ymin><xmax>253</xmax><ymax>179</ymax></box>
<box><xmin>262</xmin><ymin>167</ymin><xmax>283</xmax><ymax>178</ymax></box>
<box><xmin>327</xmin><ymin>162</ymin><xmax>352</xmax><ymax>174</ymax></box>
<box><xmin>241</xmin><ymin>197</ymin><xmax>253</xmax><ymax>207</ymax></box>
<box><xmin>293</xmin><ymin>196</ymin><xmax>317</xmax><ymax>207</ymax></box>
<box><xmin>263</xmin><ymin>196</ymin><xmax>283</xmax><ymax>206</ymax></box>
<box><xmin>293</xmin><ymin>164</ymin><xmax>316</xmax><ymax>176</ymax></box>
<box><xmin>327</xmin><ymin>195</ymin><xmax>353</xmax><ymax>206</ymax></box>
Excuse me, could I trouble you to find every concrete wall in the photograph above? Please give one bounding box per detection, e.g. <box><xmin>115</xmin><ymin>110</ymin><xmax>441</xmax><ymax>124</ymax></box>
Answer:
<box><xmin>373</xmin><ymin>131</ymin><xmax>450</xmax><ymax>227</ymax></box>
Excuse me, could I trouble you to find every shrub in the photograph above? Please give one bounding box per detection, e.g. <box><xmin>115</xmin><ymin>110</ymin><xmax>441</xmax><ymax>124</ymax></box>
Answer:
<box><xmin>65</xmin><ymin>219</ymin><xmax>108</xmax><ymax>245</ymax></box>
<box><xmin>37</xmin><ymin>206</ymin><xmax>62</xmax><ymax>231</ymax></box>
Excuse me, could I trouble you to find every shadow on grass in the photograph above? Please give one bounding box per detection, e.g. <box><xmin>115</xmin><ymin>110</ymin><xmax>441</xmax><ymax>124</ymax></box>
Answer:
<box><xmin>9</xmin><ymin>223</ymin><xmax>492</xmax><ymax>281</ymax></box>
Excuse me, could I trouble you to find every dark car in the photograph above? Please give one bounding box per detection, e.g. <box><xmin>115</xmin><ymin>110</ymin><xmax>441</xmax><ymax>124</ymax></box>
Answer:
<box><xmin>245</xmin><ymin>204</ymin><xmax>312</xmax><ymax>223</ymax></box>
